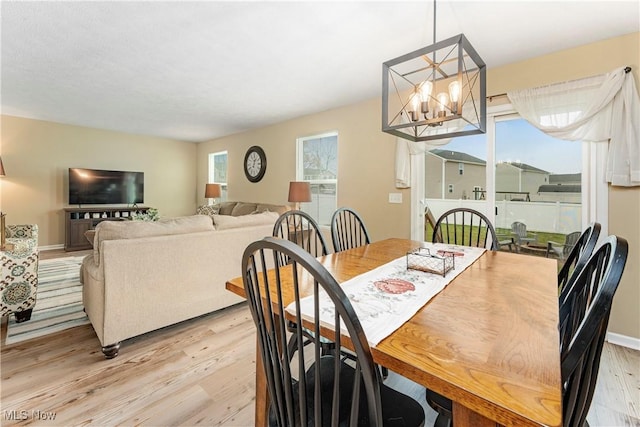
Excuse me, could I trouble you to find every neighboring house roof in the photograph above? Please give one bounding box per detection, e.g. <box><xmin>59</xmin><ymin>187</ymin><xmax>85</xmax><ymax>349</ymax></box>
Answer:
<box><xmin>428</xmin><ymin>149</ymin><xmax>486</xmax><ymax>165</ymax></box>
<box><xmin>538</xmin><ymin>184</ymin><xmax>582</xmax><ymax>193</ymax></box>
<box><xmin>549</xmin><ymin>173</ymin><xmax>581</xmax><ymax>184</ymax></box>
<box><xmin>498</xmin><ymin>161</ymin><xmax>548</xmax><ymax>174</ymax></box>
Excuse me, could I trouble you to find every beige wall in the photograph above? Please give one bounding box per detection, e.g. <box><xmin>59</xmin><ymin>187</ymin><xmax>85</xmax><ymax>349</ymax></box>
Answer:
<box><xmin>197</xmin><ymin>32</ymin><xmax>640</xmax><ymax>340</ymax></box>
<box><xmin>1</xmin><ymin>116</ymin><xmax>197</xmax><ymax>246</ymax></box>
<box><xmin>196</xmin><ymin>98</ymin><xmax>410</xmax><ymax>242</ymax></box>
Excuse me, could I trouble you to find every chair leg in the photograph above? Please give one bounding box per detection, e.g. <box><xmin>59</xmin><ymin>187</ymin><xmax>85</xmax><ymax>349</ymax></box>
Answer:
<box><xmin>434</xmin><ymin>413</ymin><xmax>452</xmax><ymax>427</ymax></box>
<box><xmin>14</xmin><ymin>308</ymin><xmax>33</xmax><ymax>323</ymax></box>
<box><xmin>380</xmin><ymin>366</ymin><xmax>389</xmax><ymax>379</ymax></box>
<box><xmin>286</xmin><ymin>334</ymin><xmax>298</xmax><ymax>361</ymax></box>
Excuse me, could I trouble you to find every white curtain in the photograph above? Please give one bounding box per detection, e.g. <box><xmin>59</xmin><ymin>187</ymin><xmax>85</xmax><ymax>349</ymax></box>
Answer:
<box><xmin>395</xmin><ymin>138</ymin><xmax>455</xmax><ymax>188</ymax></box>
<box><xmin>508</xmin><ymin>67</ymin><xmax>639</xmax><ymax>187</ymax></box>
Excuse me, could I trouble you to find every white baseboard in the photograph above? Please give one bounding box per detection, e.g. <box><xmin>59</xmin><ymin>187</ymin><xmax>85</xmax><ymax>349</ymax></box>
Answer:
<box><xmin>39</xmin><ymin>244</ymin><xmax>64</xmax><ymax>251</ymax></box>
<box><xmin>606</xmin><ymin>332</ymin><xmax>640</xmax><ymax>351</ymax></box>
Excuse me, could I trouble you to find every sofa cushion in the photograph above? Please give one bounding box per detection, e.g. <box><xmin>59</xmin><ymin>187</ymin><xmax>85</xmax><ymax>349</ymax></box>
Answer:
<box><xmin>213</xmin><ymin>211</ymin><xmax>279</xmax><ymax>230</ymax></box>
<box><xmin>230</xmin><ymin>202</ymin><xmax>259</xmax><ymax>216</ymax></box>
<box><xmin>216</xmin><ymin>202</ymin><xmax>238</xmax><ymax>215</ymax></box>
<box><xmin>93</xmin><ymin>215</ymin><xmax>214</xmax><ymax>263</ymax></box>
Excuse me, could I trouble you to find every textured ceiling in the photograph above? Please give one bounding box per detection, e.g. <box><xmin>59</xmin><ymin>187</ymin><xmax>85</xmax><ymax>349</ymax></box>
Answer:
<box><xmin>2</xmin><ymin>1</ymin><xmax>638</xmax><ymax>142</ymax></box>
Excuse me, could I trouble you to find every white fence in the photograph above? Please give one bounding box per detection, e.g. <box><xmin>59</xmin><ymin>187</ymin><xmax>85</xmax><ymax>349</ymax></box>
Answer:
<box><xmin>425</xmin><ymin>199</ymin><xmax>582</xmax><ymax>235</ymax></box>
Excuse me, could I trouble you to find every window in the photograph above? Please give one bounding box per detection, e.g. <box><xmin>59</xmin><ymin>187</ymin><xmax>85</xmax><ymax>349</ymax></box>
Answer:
<box><xmin>417</xmin><ymin>110</ymin><xmax>599</xmax><ymax>268</ymax></box>
<box><xmin>459</xmin><ymin>163</ymin><xmax>464</xmax><ymax>175</ymax></box>
<box><xmin>208</xmin><ymin>151</ymin><xmax>228</xmax><ymax>203</ymax></box>
<box><xmin>296</xmin><ymin>132</ymin><xmax>338</xmax><ymax>226</ymax></box>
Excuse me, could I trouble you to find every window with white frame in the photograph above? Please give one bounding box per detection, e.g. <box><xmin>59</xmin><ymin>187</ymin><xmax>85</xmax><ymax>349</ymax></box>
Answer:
<box><xmin>448</xmin><ymin>184</ymin><xmax>454</xmax><ymax>193</ymax></box>
<box><xmin>296</xmin><ymin>132</ymin><xmax>338</xmax><ymax>226</ymax></box>
<box><xmin>459</xmin><ymin>162</ymin><xmax>464</xmax><ymax>175</ymax></box>
<box><xmin>208</xmin><ymin>151</ymin><xmax>228</xmax><ymax>203</ymax></box>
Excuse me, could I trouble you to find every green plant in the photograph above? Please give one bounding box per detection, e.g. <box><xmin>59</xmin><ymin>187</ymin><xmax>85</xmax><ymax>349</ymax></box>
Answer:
<box><xmin>130</xmin><ymin>208</ymin><xmax>159</xmax><ymax>221</ymax></box>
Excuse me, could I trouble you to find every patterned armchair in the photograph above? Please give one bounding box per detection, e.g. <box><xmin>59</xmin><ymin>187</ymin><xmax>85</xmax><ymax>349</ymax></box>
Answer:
<box><xmin>1</xmin><ymin>225</ymin><xmax>39</xmax><ymax>322</ymax></box>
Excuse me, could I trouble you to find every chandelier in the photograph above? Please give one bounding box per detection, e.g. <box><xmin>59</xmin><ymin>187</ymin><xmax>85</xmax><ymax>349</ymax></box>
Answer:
<box><xmin>382</xmin><ymin>2</ymin><xmax>486</xmax><ymax>142</ymax></box>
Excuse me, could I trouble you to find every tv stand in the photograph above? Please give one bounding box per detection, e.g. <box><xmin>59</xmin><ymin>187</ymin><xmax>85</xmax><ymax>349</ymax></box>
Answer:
<box><xmin>63</xmin><ymin>207</ymin><xmax>149</xmax><ymax>251</ymax></box>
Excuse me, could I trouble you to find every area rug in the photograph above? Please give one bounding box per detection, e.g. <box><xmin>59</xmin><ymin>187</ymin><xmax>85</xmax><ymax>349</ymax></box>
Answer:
<box><xmin>5</xmin><ymin>255</ymin><xmax>89</xmax><ymax>345</ymax></box>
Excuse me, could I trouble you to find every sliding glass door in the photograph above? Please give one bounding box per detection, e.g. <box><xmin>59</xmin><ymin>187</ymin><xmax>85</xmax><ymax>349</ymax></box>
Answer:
<box><xmin>413</xmin><ymin>105</ymin><xmax>606</xmax><ymax>268</ymax></box>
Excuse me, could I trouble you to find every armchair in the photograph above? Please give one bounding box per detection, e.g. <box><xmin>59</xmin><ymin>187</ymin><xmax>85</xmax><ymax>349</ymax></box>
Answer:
<box><xmin>547</xmin><ymin>231</ymin><xmax>581</xmax><ymax>259</ymax></box>
<box><xmin>511</xmin><ymin>221</ymin><xmax>537</xmax><ymax>246</ymax></box>
<box><xmin>1</xmin><ymin>225</ymin><xmax>39</xmax><ymax>323</ymax></box>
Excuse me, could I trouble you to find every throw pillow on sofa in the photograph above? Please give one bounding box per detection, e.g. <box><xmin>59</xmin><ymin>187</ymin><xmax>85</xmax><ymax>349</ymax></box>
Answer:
<box><xmin>196</xmin><ymin>205</ymin><xmax>219</xmax><ymax>216</ymax></box>
<box><xmin>212</xmin><ymin>211</ymin><xmax>280</xmax><ymax>230</ymax></box>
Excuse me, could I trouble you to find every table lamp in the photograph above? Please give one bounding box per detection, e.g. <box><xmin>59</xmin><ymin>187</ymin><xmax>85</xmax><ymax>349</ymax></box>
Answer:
<box><xmin>288</xmin><ymin>181</ymin><xmax>311</xmax><ymax>210</ymax></box>
<box><xmin>205</xmin><ymin>183</ymin><xmax>222</xmax><ymax>204</ymax></box>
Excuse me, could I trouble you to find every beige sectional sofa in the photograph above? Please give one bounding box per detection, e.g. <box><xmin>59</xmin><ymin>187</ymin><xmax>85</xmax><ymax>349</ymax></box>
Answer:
<box><xmin>81</xmin><ymin>203</ymin><xmax>287</xmax><ymax>358</ymax></box>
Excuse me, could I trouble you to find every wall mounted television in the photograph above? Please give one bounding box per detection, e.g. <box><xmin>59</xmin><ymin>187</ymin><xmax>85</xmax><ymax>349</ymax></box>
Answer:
<box><xmin>68</xmin><ymin>168</ymin><xmax>144</xmax><ymax>205</ymax></box>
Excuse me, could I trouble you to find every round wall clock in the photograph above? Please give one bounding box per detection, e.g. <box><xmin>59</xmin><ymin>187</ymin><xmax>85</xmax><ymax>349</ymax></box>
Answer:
<box><xmin>244</xmin><ymin>145</ymin><xmax>267</xmax><ymax>182</ymax></box>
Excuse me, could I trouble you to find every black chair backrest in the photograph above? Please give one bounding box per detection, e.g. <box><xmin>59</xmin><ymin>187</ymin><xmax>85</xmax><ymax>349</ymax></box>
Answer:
<box><xmin>558</xmin><ymin>222</ymin><xmax>601</xmax><ymax>300</ymax></box>
<box><xmin>273</xmin><ymin>210</ymin><xmax>328</xmax><ymax>264</ymax></box>
<box><xmin>432</xmin><ymin>208</ymin><xmax>499</xmax><ymax>250</ymax></box>
<box><xmin>560</xmin><ymin>235</ymin><xmax>628</xmax><ymax>427</ymax></box>
<box><xmin>559</xmin><ymin>234</ymin><xmax>625</xmax><ymax>353</ymax></box>
<box><xmin>242</xmin><ymin>237</ymin><xmax>383</xmax><ymax>426</ymax></box>
<box><xmin>331</xmin><ymin>207</ymin><xmax>371</xmax><ymax>253</ymax></box>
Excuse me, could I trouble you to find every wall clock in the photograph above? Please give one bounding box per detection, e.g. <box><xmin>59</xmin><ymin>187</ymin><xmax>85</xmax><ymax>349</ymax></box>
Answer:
<box><xmin>244</xmin><ymin>145</ymin><xmax>267</xmax><ymax>183</ymax></box>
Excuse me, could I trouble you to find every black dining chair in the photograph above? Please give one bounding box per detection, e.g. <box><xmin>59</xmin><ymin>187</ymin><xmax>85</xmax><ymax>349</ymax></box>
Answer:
<box><xmin>242</xmin><ymin>237</ymin><xmax>425</xmax><ymax>427</ymax></box>
<box><xmin>330</xmin><ymin>207</ymin><xmax>390</xmax><ymax>378</ymax></box>
<box><xmin>560</xmin><ymin>235</ymin><xmax>628</xmax><ymax>427</ymax></box>
<box><xmin>431</xmin><ymin>208</ymin><xmax>499</xmax><ymax>250</ymax></box>
<box><xmin>273</xmin><ymin>210</ymin><xmax>328</xmax><ymax>264</ymax></box>
<box><xmin>559</xmin><ymin>234</ymin><xmax>625</xmax><ymax>355</ymax></box>
<box><xmin>557</xmin><ymin>222</ymin><xmax>601</xmax><ymax>302</ymax></box>
<box><xmin>331</xmin><ymin>207</ymin><xmax>371</xmax><ymax>253</ymax></box>
<box><xmin>273</xmin><ymin>210</ymin><xmax>339</xmax><ymax>364</ymax></box>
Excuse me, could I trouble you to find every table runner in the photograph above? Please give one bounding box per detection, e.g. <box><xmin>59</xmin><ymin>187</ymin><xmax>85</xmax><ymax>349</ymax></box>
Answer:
<box><xmin>289</xmin><ymin>242</ymin><xmax>486</xmax><ymax>345</ymax></box>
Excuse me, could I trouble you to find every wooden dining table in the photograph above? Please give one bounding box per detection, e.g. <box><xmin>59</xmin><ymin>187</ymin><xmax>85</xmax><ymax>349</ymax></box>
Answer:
<box><xmin>225</xmin><ymin>238</ymin><xmax>562</xmax><ymax>427</ymax></box>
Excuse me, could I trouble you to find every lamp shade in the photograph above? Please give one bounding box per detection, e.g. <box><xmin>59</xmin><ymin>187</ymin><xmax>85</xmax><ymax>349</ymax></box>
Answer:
<box><xmin>288</xmin><ymin>181</ymin><xmax>311</xmax><ymax>203</ymax></box>
<box><xmin>0</xmin><ymin>157</ymin><xmax>5</xmax><ymax>177</ymax></box>
<box><xmin>205</xmin><ymin>183</ymin><xmax>221</xmax><ymax>198</ymax></box>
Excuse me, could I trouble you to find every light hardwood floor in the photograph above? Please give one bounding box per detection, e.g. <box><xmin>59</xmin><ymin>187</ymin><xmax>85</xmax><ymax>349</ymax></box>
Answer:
<box><xmin>1</xmin><ymin>251</ymin><xmax>638</xmax><ymax>426</ymax></box>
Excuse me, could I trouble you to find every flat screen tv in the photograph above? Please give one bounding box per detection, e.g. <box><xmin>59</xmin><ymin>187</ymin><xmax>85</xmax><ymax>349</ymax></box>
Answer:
<box><xmin>68</xmin><ymin>168</ymin><xmax>144</xmax><ymax>205</ymax></box>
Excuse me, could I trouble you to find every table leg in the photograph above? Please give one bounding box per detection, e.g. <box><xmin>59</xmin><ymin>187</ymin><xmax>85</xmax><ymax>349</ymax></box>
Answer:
<box><xmin>452</xmin><ymin>401</ymin><xmax>499</xmax><ymax>427</ymax></box>
<box><xmin>255</xmin><ymin>337</ymin><xmax>269</xmax><ymax>427</ymax></box>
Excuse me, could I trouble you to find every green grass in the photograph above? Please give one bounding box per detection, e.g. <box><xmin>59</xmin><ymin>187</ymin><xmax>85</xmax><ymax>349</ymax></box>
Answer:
<box><xmin>425</xmin><ymin>224</ymin><xmax>568</xmax><ymax>249</ymax></box>
<box><xmin>425</xmin><ymin>224</ymin><xmax>570</xmax><ymax>272</ymax></box>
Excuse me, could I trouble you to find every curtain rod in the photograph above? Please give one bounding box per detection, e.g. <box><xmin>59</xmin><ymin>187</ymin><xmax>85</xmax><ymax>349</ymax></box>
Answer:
<box><xmin>487</xmin><ymin>66</ymin><xmax>632</xmax><ymax>102</ymax></box>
